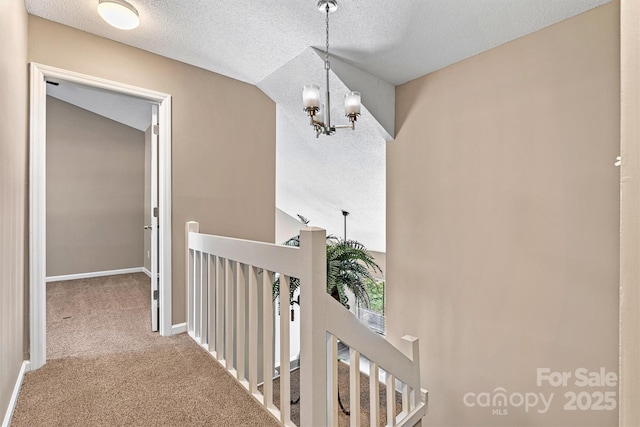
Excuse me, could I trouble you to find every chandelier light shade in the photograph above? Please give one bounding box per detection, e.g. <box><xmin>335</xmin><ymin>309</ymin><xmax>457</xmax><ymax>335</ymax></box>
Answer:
<box><xmin>97</xmin><ymin>0</ymin><xmax>140</xmax><ymax>30</ymax></box>
<box><xmin>344</xmin><ymin>91</ymin><xmax>361</xmax><ymax>116</ymax></box>
<box><xmin>302</xmin><ymin>85</ymin><xmax>321</xmax><ymax>111</ymax></box>
<box><xmin>303</xmin><ymin>0</ymin><xmax>362</xmax><ymax>137</ymax></box>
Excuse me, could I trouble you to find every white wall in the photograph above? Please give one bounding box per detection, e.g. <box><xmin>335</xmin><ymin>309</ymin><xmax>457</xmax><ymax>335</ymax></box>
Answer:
<box><xmin>275</xmin><ymin>208</ymin><xmax>308</xmax><ymax>244</ymax></box>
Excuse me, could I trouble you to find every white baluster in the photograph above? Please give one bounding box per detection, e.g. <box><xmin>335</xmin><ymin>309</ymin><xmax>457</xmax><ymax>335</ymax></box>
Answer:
<box><xmin>194</xmin><ymin>250</ymin><xmax>201</xmax><ymax>342</ymax></box>
<box><xmin>280</xmin><ymin>274</ymin><xmax>291</xmax><ymax>425</ymax></box>
<box><xmin>200</xmin><ymin>252</ymin><xmax>207</xmax><ymax>348</ymax></box>
<box><xmin>401</xmin><ymin>382</ymin><xmax>409</xmax><ymax>419</ymax></box>
<box><xmin>236</xmin><ymin>262</ymin><xmax>246</xmax><ymax>384</ymax></box>
<box><xmin>215</xmin><ymin>256</ymin><xmax>225</xmax><ymax>362</ymax></box>
<box><xmin>262</xmin><ymin>270</ymin><xmax>275</xmax><ymax>410</ymax></box>
<box><xmin>185</xmin><ymin>221</ymin><xmax>199</xmax><ymax>336</ymax></box>
<box><xmin>386</xmin><ymin>372</ymin><xmax>396</xmax><ymax>426</ymax></box>
<box><xmin>187</xmin><ymin>248</ymin><xmax>194</xmax><ymax>336</ymax></box>
<box><xmin>225</xmin><ymin>259</ymin><xmax>235</xmax><ymax>375</ymax></box>
<box><xmin>248</xmin><ymin>265</ymin><xmax>259</xmax><ymax>396</ymax></box>
<box><xmin>328</xmin><ymin>335</ymin><xmax>339</xmax><ymax>426</ymax></box>
<box><xmin>369</xmin><ymin>362</ymin><xmax>380</xmax><ymax>427</ymax></box>
<box><xmin>350</xmin><ymin>348</ymin><xmax>361</xmax><ymax>427</ymax></box>
<box><xmin>208</xmin><ymin>254</ymin><xmax>216</xmax><ymax>356</ymax></box>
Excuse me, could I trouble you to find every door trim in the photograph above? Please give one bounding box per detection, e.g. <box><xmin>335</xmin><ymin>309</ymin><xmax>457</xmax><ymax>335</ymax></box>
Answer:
<box><xmin>620</xmin><ymin>1</ymin><xmax>640</xmax><ymax>423</ymax></box>
<box><xmin>29</xmin><ymin>63</ymin><xmax>173</xmax><ymax>370</ymax></box>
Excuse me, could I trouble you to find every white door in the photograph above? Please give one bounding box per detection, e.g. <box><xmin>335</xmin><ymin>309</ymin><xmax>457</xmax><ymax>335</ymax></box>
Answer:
<box><xmin>150</xmin><ymin>104</ymin><xmax>160</xmax><ymax>331</ymax></box>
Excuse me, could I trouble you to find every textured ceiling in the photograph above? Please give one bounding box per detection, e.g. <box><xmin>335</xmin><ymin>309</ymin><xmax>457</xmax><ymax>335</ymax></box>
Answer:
<box><xmin>26</xmin><ymin>0</ymin><xmax>613</xmax><ymax>252</ymax></box>
<box><xmin>25</xmin><ymin>0</ymin><xmax>612</xmax><ymax>86</ymax></box>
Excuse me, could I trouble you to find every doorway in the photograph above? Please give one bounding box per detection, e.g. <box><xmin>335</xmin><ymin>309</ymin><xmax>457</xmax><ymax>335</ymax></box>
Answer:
<box><xmin>29</xmin><ymin>63</ymin><xmax>173</xmax><ymax>371</ymax></box>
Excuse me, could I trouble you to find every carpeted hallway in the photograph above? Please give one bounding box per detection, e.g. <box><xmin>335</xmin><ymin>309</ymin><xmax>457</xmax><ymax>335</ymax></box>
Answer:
<box><xmin>11</xmin><ymin>273</ymin><xmax>279</xmax><ymax>426</ymax></box>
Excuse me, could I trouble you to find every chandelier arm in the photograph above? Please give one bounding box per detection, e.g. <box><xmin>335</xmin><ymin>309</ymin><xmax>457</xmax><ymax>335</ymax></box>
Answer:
<box><xmin>334</xmin><ymin>123</ymin><xmax>355</xmax><ymax>130</ymax></box>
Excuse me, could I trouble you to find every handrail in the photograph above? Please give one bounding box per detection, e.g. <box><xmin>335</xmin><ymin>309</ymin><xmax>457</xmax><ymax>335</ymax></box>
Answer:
<box><xmin>326</xmin><ymin>295</ymin><xmax>420</xmax><ymax>390</ymax></box>
<box><xmin>188</xmin><ymin>232</ymin><xmax>303</xmax><ymax>277</ymax></box>
<box><xmin>185</xmin><ymin>221</ymin><xmax>426</xmax><ymax>426</ymax></box>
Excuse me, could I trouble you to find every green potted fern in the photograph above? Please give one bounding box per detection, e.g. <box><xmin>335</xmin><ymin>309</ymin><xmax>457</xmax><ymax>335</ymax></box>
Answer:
<box><xmin>272</xmin><ymin>234</ymin><xmax>382</xmax><ymax>314</ymax></box>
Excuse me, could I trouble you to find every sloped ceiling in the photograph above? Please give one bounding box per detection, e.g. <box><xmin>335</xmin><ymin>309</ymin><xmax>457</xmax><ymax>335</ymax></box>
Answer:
<box><xmin>47</xmin><ymin>80</ymin><xmax>153</xmax><ymax>132</ymax></box>
<box><xmin>260</xmin><ymin>48</ymin><xmax>389</xmax><ymax>249</ymax></box>
<box><xmin>26</xmin><ymin>0</ymin><xmax>613</xmax><ymax>251</ymax></box>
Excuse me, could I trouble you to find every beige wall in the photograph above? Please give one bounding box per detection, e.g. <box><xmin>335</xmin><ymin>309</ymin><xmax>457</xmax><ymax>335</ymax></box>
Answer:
<box><xmin>0</xmin><ymin>0</ymin><xmax>28</xmax><ymax>419</ymax></box>
<box><xmin>28</xmin><ymin>17</ymin><xmax>276</xmax><ymax>322</ymax></box>
<box><xmin>388</xmin><ymin>3</ymin><xmax>620</xmax><ymax>426</ymax></box>
<box><xmin>46</xmin><ymin>97</ymin><xmax>145</xmax><ymax>277</ymax></box>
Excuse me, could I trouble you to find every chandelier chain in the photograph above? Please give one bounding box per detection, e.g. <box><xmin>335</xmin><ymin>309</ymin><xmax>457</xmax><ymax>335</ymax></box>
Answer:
<box><xmin>325</xmin><ymin>4</ymin><xmax>330</xmax><ymax>66</ymax></box>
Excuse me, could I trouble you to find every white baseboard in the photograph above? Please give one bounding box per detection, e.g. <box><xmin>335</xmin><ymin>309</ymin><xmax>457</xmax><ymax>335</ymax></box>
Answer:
<box><xmin>142</xmin><ymin>267</ymin><xmax>152</xmax><ymax>278</ymax></box>
<box><xmin>2</xmin><ymin>361</ymin><xmax>30</xmax><ymax>427</ymax></box>
<box><xmin>46</xmin><ymin>267</ymin><xmax>145</xmax><ymax>283</ymax></box>
<box><xmin>172</xmin><ymin>322</ymin><xmax>187</xmax><ymax>335</ymax></box>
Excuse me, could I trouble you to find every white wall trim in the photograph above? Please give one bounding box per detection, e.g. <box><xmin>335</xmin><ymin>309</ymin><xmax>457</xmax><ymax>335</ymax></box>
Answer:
<box><xmin>158</xmin><ymin>94</ymin><xmax>173</xmax><ymax>338</ymax></box>
<box><xmin>29</xmin><ymin>63</ymin><xmax>47</xmax><ymax>371</ymax></box>
<box><xmin>46</xmin><ymin>267</ymin><xmax>146</xmax><ymax>283</ymax></box>
<box><xmin>1</xmin><ymin>361</ymin><xmax>30</xmax><ymax>427</ymax></box>
<box><xmin>171</xmin><ymin>322</ymin><xmax>187</xmax><ymax>335</ymax></box>
<box><xmin>29</xmin><ymin>63</ymin><xmax>174</xmax><ymax>371</ymax></box>
<box><xmin>620</xmin><ymin>1</ymin><xmax>640</xmax><ymax>424</ymax></box>
<box><xmin>142</xmin><ymin>267</ymin><xmax>152</xmax><ymax>278</ymax></box>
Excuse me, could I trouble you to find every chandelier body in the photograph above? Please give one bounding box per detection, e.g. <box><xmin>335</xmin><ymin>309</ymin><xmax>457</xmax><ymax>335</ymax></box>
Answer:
<box><xmin>303</xmin><ymin>0</ymin><xmax>361</xmax><ymax>138</ymax></box>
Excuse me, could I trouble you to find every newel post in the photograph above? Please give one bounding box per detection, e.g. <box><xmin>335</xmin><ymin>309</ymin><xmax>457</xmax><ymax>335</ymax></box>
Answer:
<box><xmin>299</xmin><ymin>227</ymin><xmax>328</xmax><ymax>426</ymax></box>
<box><xmin>400</xmin><ymin>335</ymin><xmax>420</xmax><ymax>364</ymax></box>
<box><xmin>186</xmin><ymin>221</ymin><xmax>199</xmax><ymax>336</ymax></box>
<box><xmin>401</xmin><ymin>335</ymin><xmax>422</xmax><ymax>400</ymax></box>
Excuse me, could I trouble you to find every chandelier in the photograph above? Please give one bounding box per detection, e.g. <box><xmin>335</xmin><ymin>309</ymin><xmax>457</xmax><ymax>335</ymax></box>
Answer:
<box><xmin>302</xmin><ymin>0</ymin><xmax>361</xmax><ymax>138</ymax></box>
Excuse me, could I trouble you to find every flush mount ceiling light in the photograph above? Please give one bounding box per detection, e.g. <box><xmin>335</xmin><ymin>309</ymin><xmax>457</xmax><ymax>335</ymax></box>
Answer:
<box><xmin>97</xmin><ymin>0</ymin><xmax>139</xmax><ymax>30</ymax></box>
<box><xmin>303</xmin><ymin>0</ymin><xmax>361</xmax><ymax>138</ymax></box>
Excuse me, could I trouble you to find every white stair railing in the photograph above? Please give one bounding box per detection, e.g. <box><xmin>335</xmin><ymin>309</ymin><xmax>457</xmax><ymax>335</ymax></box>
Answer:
<box><xmin>185</xmin><ymin>221</ymin><xmax>427</xmax><ymax>426</ymax></box>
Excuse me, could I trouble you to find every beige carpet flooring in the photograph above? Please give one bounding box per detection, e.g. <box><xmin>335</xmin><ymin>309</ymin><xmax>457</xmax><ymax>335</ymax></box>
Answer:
<box><xmin>11</xmin><ymin>273</ymin><xmax>279</xmax><ymax>427</ymax></box>
<box><xmin>270</xmin><ymin>363</ymin><xmax>402</xmax><ymax>427</ymax></box>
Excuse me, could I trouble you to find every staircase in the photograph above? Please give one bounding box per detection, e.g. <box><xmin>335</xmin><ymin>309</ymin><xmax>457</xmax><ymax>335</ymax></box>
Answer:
<box><xmin>185</xmin><ymin>221</ymin><xmax>427</xmax><ymax>426</ymax></box>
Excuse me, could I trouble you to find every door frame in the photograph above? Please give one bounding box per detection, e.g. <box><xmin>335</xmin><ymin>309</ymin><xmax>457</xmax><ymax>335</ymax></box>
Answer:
<box><xmin>150</xmin><ymin>104</ymin><xmax>160</xmax><ymax>332</ymax></box>
<box><xmin>29</xmin><ymin>63</ymin><xmax>173</xmax><ymax>370</ymax></box>
<box><xmin>620</xmin><ymin>1</ymin><xmax>640</xmax><ymax>423</ymax></box>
